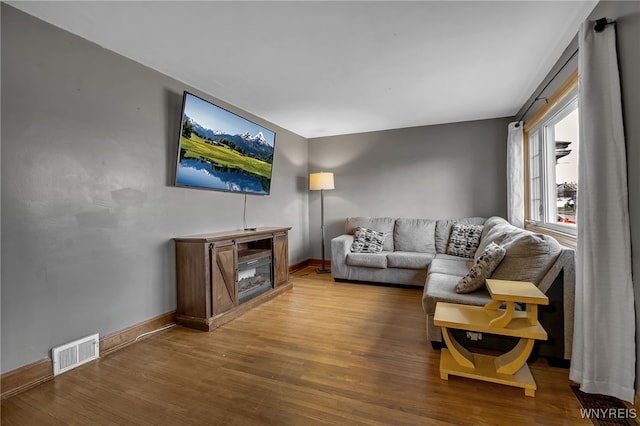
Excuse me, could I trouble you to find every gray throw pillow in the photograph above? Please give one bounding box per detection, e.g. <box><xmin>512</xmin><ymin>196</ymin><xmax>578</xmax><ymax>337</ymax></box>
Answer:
<box><xmin>455</xmin><ymin>242</ymin><xmax>506</xmax><ymax>293</ymax></box>
<box><xmin>350</xmin><ymin>227</ymin><xmax>386</xmax><ymax>253</ymax></box>
<box><xmin>446</xmin><ymin>223</ymin><xmax>484</xmax><ymax>258</ymax></box>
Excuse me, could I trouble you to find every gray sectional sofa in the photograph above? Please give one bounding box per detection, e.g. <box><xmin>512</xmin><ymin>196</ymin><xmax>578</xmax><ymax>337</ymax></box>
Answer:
<box><xmin>331</xmin><ymin>216</ymin><xmax>575</xmax><ymax>361</ymax></box>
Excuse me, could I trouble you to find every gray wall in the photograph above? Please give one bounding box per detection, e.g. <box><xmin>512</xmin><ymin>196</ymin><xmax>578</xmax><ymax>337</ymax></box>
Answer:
<box><xmin>518</xmin><ymin>1</ymin><xmax>640</xmax><ymax>391</ymax></box>
<box><xmin>307</xmin><ymin>118</ymin><xmax>510</xmax><ymax>259</ymax></box>
<box><xmin>0</xmin><ymin>5</ymin><xmax>309</xmax><ymax>373</ymax></box>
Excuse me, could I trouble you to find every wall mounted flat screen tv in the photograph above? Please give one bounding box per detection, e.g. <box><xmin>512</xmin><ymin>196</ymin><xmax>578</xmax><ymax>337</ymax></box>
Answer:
<box><xmin>175</xmin><ymin>92</ymin><xmax>276</xmax><ymax>195</ymax></box>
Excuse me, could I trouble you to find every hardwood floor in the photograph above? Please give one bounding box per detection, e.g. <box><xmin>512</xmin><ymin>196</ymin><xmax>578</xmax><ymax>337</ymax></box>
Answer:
<box><xmin>1</xmin><ymin>267</ymin><xmax>588</xmax><ymax>425</ymax></box>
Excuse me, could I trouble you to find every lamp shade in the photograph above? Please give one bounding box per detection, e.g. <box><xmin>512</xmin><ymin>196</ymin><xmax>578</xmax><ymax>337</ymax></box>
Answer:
<box><xmin>309</xmin><ymin>172</ymin><xmax>335</xmax><ymax>191</ymax></box>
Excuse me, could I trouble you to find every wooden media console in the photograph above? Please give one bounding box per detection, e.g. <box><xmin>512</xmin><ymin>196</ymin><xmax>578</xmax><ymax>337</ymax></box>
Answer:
<box><xmin>174</xmin><ymin>227</ymin><xmax>292</xmax><ymax>331</ymax></box>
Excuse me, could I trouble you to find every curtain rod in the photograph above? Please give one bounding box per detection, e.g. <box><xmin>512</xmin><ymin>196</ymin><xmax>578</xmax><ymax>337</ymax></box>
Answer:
<box><xmin>515</xmin><ymin>17</ymin><xmax>615</xmax><ymax>127</ymax></box>
<box><xmin>514</xmin><ymin>48</ymin><xmax>578</xmax><ymax>126</ymax></box>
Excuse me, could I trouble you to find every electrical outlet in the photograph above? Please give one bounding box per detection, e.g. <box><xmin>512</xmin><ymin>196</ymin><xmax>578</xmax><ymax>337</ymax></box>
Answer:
<box><xmin>466</xmin><ymin>331</ymin><xmax>482</xmax><ymax>341</ymax></box>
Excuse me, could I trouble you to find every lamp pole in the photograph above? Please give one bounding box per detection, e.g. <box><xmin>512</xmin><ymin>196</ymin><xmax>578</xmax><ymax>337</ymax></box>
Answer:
<box><xmin>318</xmin><ymin>187</ymin><xmax>329</xmax><ymax>273</ymax></box>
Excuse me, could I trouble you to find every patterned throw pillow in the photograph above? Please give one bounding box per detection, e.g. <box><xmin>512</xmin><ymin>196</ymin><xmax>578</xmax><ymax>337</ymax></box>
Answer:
<box><xmin>455</xmin><ymin>242</ymin><xmax>506</xmax><ymax>293</ymax></box>
<box><xmin>446</xmin><ymin>223</ymin><xmax>484</xmax><ymax>258</ymax></box>
<box><xmin>350</xmin><ymin>227</ymin><xmax>386</xmax><ymax>253</ymax></box>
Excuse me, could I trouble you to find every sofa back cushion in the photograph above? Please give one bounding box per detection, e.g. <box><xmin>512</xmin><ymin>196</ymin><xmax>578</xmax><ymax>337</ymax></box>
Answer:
<box><xmin>474</xmin><ymin>216</ymin><xmax>513</xmax><ymax>261</ymax></box>
<box><xmin>435</xmin><ymin>217</ymin><xmax>486</xmax><ymax>254</ymax></box>
<box><xmin>480</xmin><ymin>216</ymin><xmax>562</xmax><ymax>284</ymax></box>
<box><xmin>394</xmin><ymin>218</ymin><xmax>436</xmax><ymax>253</ymax></box>
<box><xmin>346</xmin><ymin>217</ymin><xmax>396</xmax><ymax>251</ymax></box>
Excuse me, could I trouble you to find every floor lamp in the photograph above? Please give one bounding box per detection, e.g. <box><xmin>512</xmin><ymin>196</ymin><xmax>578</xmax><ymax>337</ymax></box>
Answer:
<box><xmin>310</xmin><ymin>172</ymin><xmax>335</xmax><ymax>274</ymax></box>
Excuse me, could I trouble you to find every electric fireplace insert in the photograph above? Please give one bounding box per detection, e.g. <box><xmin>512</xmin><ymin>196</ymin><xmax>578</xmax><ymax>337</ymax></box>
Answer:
<box><xmin>237</xmin><ymin>250</ymin><xmax>273</xmax><ymax>304</ymax></box>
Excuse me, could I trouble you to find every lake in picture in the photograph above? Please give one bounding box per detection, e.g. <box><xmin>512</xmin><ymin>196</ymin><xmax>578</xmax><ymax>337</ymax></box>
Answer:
<box><xmin>177</xmin><ymin>158</ymin><xmax>268</xmax><ymax>194</ymax></box>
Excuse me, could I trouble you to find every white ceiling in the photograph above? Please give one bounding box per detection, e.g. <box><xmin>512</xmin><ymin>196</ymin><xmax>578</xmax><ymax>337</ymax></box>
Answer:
<box><xmin>8</xmin><ymin>1</ymin><xmax>597</xmax><ymax>138</ymax></box>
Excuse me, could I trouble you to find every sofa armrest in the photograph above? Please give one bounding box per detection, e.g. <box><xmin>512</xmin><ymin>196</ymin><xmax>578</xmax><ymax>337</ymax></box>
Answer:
<box><xmin>331</xmin><ymin>234</ymin><xmax>353</xmax><ymax>280</ymax></box>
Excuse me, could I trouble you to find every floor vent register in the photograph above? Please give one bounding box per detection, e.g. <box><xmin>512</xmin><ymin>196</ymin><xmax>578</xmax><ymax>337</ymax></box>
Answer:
<box><xmin>52</xmin><ymin>333</ymin><xmax>100</xmax><ymax>376</ymax></box>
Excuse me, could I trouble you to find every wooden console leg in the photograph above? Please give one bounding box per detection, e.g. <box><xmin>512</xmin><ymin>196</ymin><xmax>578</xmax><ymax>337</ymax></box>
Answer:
<box><xmin>441</xmin><ymin>327</ymin><xmax>475</xmax><ymax>369</ymax></box>
<box><xmin>494</xmin><ymin>338</ymin><xmax>535</xmax><ymax>375</ymax></box>
<box><xmin>489</xmin><ymin>301</ymin><xmax>515</xmax><ymax>328</ymax></box>
<box><xmin>484</xmin><ymin>299</ymin><xmax>502</xmax><ymax>311</ymax></box>
<box><xmin>526</xmin><ymin>304</ymin><xmax>539</xmax><ymax>326</ymax></box>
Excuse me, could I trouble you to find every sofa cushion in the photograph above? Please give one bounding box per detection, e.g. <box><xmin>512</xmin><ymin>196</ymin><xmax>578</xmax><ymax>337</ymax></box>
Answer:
<box><xmin>350</xmin><ymin>227</ymin><xmax>385</xmax><ymax>253</ymax></box>
<box><xmin>393</xmin><ymin>218</ymin><xmax>436</xmax><ymax>253</ymax></box>
<box><xmin>428</xmin><ymin>254</ymin><xmax>473</xmax><ymax>276</ymax></box>
<box><xmin>491</xmin><ymin>232</ymin><xmax>561</xmax><ymax>284</ymax></box>
<box><xmin>446</xmin><ymin>223</ymin><xmax>484</xmax><ymax>258</ymax></box>
<box><xmin>422</xmin><ymin>272</ymin><xmax>493</xmax><ymax>313</ymax></box>
<box><xmin>346</xmin><ymin>217</ymin><xmax>395</xmax><ymax>251</ymax></box>
<box><xmin>346</xmin><ymin>252</ymin><xmax>388</xmax><ymax>269</ymax></box>
<box><xmin>386</xmin><ymin>251</ymin><xmax>434</xmax><ymax>270</ymax></box>
<box><xmin>455</xmin><ymin>242</ymin><xmax>506</xmax><ymax>294</ymax></box>
<box><xmin>435</xmin><ymin>217</ymin><xmax>486</xmax><ymax>254</ymax></box>
<box><xmin>474</xmin><ymin>216</ymin><xmax>516</xmax><ymax>262</ymax></box>
<box><xmin>472</xmin><ymin>216</ymin><xmax>561</xmax><ymax>283</ymax></box>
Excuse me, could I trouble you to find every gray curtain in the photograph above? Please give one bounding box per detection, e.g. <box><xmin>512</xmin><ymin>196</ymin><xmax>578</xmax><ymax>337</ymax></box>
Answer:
<box><xmin>569</xmin><ymin>19</ymin><xmax>635</xmax><ymax>403</ymax></box>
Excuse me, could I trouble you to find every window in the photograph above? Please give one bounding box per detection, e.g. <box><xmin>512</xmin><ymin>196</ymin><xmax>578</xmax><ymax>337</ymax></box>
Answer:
<box><xmin>525</xmin><ymin>71</ymin><xmax>578</xmax><ymax>237</ymax></box>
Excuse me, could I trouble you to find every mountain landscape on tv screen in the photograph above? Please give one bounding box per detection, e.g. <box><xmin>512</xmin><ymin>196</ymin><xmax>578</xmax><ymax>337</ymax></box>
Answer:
<box><xmin>176</xmin><ymin>114</ymin><xmax>274</xmax><ymax>194</ymax></box>
<box><xmin>185</xmin><ymin>115</ymin><xmax>274</xmax><ymax>162</ymax></box>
